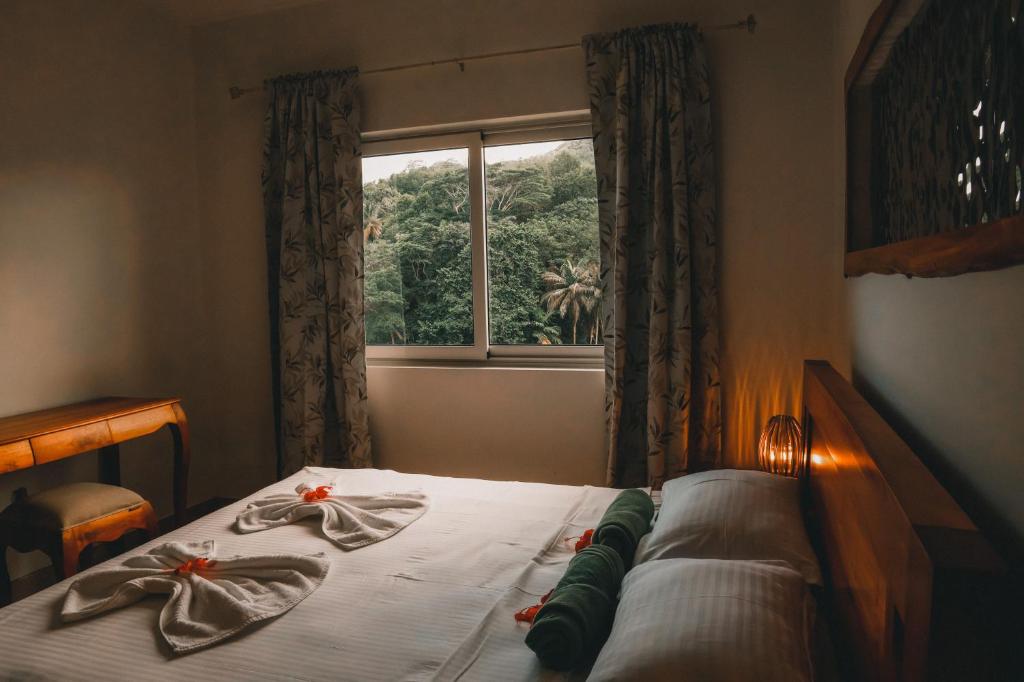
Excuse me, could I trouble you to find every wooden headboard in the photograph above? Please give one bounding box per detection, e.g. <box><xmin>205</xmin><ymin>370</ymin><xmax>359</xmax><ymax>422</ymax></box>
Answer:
<box><xmin>801</xmin><ymin>360</ymin><xmax>1008</xmax><ymax>681</ymax></box>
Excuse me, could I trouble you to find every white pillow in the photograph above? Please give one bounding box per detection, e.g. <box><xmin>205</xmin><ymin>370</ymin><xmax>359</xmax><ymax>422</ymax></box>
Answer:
<box><xmin>635</xmin><ymin>469</ymin><xmax>822</xmax><ymax>585</ymax></box>
<box><xmin>588</xmin><ymin>559</ymin><xmax>813</xmax><ymax>682</ymax></box>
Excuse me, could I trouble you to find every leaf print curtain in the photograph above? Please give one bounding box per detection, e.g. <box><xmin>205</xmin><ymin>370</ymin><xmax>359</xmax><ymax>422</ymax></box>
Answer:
<box><xmin>585</xmin><ymin>24</ymin><xmax>722</xmax><ymax>488</ymax></box>
<box><xmin>262</xmin><ymin>69</ymin><xmax>372</xmax><ymax>477</ymax></box>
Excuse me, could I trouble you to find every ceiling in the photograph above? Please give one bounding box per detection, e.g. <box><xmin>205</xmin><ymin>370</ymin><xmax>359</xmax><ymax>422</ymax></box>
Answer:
<box><xmin>150</xmin><ymin>0</ymin><xmax>329</xmax><ymax>26</ymax></box>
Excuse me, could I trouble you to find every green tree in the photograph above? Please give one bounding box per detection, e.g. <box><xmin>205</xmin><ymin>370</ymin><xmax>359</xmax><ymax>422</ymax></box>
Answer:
<box><xmin>487</xmin><ymin>166</ymin><xmax>552</xmax><ymax>221</ymax></box>
<box><xmin>364</xmin><ymin>241</ymin><xmax>406</xmax><ymax>344</ymax></box>
<box><xmin>540</xmin><ymin>259</ymin><xmax>602</xmax><ymax>344</ymax></box>
<box><xmin>487</xmin><ymin>218</ymin><xmax>548</xmax><ymax>344</ymax></box>
<box><xmin>532</xmin><ymin>312</ymin><xmax>564</xmax><ymax>345</ymax></box>
<box><xmin>363</xmin><ymin>182</ymin><xmax>400</xmax><ymax>242</ymax></box>
<box><xmin>362</xmin><ymin>139</ymin><xmax>600</xmax><ymax>347</ymax></box>
<box><xmin>548</xmin><ymin>150</ymin><xmax>597</xmax><ymax>206</ymax></box>
<box><xmin>395</xmin><ymin>218</ymin><xmax>473</xmax><ymax>345</ymax></box>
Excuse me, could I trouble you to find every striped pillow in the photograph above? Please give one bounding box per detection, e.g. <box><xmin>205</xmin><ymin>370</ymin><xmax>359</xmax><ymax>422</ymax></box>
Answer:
<box><xmin>635</xmin><ymin>469</ymin><xmax>822</xmax><ymax>585</ymax></box>
<box><xmin>588</xmin><ymin>559</ymin><xmax>814</xmax><ymax>682</ymax></box>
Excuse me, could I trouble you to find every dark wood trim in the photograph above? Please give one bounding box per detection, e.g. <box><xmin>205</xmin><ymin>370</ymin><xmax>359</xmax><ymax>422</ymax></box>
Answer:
<box><xmin>844</xmin><ymin>215</ymin><xmax>1024</xmax><ymax>278</ymax></box>
<box><xmin>844</xmin><ymin>0</ymin><xmax>897</xmax><ymax>93</ymax></box>
<box><xmin>803</xmin><ymin>360</ymin><xmax>1008</xmax><ymax>681</ymax></box>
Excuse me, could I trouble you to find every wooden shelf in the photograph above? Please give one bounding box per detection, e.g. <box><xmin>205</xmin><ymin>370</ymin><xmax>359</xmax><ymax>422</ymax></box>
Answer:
<box><xmin>845</xmin><ymin>214</ymin><xmax>1024</xmax><ymax>278</ymax></box>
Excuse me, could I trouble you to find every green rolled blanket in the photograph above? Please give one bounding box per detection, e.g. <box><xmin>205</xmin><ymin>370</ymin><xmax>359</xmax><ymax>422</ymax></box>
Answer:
<box><xmin>525</xmin><ymin>544</ymin><xmax>624</xmax><ymax>671</ymax></box>
<box><xmin>592</xmin><ymin>488</ymin><xmax>655</xmax><ymax>568</ymax></box>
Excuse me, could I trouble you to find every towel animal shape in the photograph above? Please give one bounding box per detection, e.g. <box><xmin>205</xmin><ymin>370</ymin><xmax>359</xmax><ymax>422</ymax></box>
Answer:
<box><xmin>61</xmin><ymin>540</ymin><xmax>328</xmax><ymax>653</ymax></box>
<box><xmin>235</xmin><ymin>481</ymin><xmax>429</xmax><ymax>549</ymax></box>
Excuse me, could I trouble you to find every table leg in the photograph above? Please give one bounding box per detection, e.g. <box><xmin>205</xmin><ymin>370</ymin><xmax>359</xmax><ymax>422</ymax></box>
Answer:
<box><xmin>169</xmin><ymin>403</ymin><xmax>191</xmax><ymax>528</ymax></box>
<box><xmin>98</xmin><ymin>443</ymin><xmax>121</xmax><ymax>486</ymax></box>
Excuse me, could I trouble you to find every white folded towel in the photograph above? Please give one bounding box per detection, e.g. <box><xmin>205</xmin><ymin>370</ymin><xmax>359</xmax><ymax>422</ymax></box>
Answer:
<box><xmin>235</xmin><ymin>481</ymin><xmax>429</xmax><ymax>550</ymax></box>
<box><xmin>61</xmin><ymin>540</ymin><xmax>328</xmax><ymax>654</ymax></box>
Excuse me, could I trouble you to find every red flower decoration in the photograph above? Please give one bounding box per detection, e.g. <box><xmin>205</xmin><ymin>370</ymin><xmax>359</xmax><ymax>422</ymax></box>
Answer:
<box><xmin>174</xmin><ymin>557</ymin><xmax>215</xmax><ymax>575</ymax></box>
<box><xmin>573</xmin><ymin>529</ymin><xmax>594</xmax><ymax>553</ymax></box>
<box><xmin>514</xmin><ymin>589</ymin><xmax>554</xmax><ymax>624</ymax></box>
<box><xmin>301</xmin><ymin>485</ymin><xmax>333</xmax><ymax>502</ymax></box>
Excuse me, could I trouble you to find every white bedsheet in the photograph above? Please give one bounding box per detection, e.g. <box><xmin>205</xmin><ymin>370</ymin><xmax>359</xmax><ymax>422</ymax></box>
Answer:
<box><xmin>0</xmin><ymin>468</ymin><xmax>622</xmax><ymax>681</ymax></box>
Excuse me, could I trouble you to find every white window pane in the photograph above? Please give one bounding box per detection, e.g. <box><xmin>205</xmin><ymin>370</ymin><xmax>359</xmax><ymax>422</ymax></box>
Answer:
<box><xmin>362</xmin><ymin>148</ymin><xmax>473</xmax><ymax>346</ymax></box>
<box><xmin>485</xmin><ymin>139</ymin><xmax>600</xmax><ymax>346</ymax></box>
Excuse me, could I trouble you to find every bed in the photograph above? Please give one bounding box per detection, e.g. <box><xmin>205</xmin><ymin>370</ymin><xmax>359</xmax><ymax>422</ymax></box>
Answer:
<box><xmin>0</xmin><ymin>468</ymin><xmax>626</xmax><ymax>680</ymax></box>
<box><xmin>0</xmin><ymin>361</ymin><xmax>1006</xmax><ymax>680</ymax></box>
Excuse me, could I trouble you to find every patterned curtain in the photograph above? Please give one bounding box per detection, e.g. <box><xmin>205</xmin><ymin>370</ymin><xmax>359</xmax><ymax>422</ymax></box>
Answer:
<box><xmin>261</xmin><ymin>69</ymin><xmax>372</xmax><ymax>477</ymax></box>
<box><xmin>873</xmin><ymin>0</ymin><xmax>1023</xmax><ymax>243</ymax></box>
<box><xmin>585</xmin><ymin>24</ymin><xmax>721</xmax><ymax>489</ymax></box>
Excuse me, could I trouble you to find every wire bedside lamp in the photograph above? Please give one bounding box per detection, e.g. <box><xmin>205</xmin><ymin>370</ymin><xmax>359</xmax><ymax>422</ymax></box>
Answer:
<box><xmin>757</xmin><ymin>415</ymin><xmax>804</xmax><ymax>478</ymax></box>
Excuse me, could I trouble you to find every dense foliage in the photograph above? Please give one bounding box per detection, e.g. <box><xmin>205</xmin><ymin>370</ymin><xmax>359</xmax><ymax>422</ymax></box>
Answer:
<box><xmin>363</xmin><ymin>140</ymin><xmax>600</xmax><ymax>346</ymax></box>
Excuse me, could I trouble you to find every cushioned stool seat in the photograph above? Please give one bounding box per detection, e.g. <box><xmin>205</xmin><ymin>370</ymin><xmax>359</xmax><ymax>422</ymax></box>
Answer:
<box><xmin>9</xmin><ymin>482</ymin><xmax>147</xmax><ymax>530</ymax></box>
<box><xmin>0</xmin><ymin>482</ymin><xmax>158</xmax><ymax>604</ymax></box>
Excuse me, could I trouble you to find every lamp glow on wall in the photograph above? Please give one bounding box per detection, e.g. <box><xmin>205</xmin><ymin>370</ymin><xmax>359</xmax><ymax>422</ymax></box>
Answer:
<box><xmin>758</xmin><ymin>415</ymin><xmax>804</xmax><ymax>477</ymax></box>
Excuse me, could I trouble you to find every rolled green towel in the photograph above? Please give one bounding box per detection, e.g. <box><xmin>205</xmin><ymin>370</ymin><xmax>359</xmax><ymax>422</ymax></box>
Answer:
<box><xmin>525</xmin><ymin>544</ymin><xmax>625</xmax><ymax>670</ymax></box>
<box><xmin>592</xmin><ymin>488</ymin><xmax>655</xmax><ymax>568</ymax></box>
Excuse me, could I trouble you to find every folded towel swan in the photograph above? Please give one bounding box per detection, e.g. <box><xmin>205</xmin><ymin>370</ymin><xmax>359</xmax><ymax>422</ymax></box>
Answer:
<box><xmin>235</xmin><ymin>481</ymin><xmax>429</xmax><ymax>550</ymax></box>
<box><xmin>61</xmin><ymin>541</ymin><xmax>329</xmax><ymax>653</ymax></box>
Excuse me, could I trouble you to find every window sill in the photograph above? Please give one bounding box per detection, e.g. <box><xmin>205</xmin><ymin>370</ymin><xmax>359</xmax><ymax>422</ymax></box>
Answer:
<box><xmin>366</xmin><ymin>355</ymin><xmax>603</xmax><ymax>370</ymax></box>
<box><xmin>366</xmin><ymin>343</ymin><xmax>603</xmax><ymax>369</ymax></box>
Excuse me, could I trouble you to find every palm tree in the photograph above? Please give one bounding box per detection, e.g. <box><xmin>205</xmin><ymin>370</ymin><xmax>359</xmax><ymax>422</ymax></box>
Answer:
<box><xmin>586</xmin><ymin>297</ymin><xmax>603</xmax><ymax>344</ymax></box>
<box><xmin>540</xmin><ymin>259</ymin><xmax>601</xmax><ymax>344</ymax></box>
<box><xmin>363</xmin><ymin>186</ymin><xmax>398</xmax><ymax>243</ymax></box>
<box><xmin>363</xmin><ymin>216</ymin><xmax>383</xmax><ymax>243</ymax></box>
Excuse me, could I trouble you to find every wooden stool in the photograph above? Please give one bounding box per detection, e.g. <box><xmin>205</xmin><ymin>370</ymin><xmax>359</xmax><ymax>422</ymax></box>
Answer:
<box><xmin>0</xmin><ymin>482</ymin><xmax>158</xmax><ymax>604</ymax></box>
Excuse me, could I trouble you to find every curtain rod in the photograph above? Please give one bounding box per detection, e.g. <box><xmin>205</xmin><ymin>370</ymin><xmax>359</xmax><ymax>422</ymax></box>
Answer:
<box><xmin>228</xmin><ymin>14</ymin><xmax>756</xmax><ymax>99</ymax></box>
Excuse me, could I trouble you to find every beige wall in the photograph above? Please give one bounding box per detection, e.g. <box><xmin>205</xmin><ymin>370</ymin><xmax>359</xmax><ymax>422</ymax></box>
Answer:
<box><xmin>190</xmin><ymin>0</ymin><xmax>847</xmax><ymax>497</ymax></box>
<box><xmin>835</xmin><ymin>0</ymin><xmax>1024</xmax><ymax>564</ymax></box>
<box><xmin>0</xmin><ymin>0</ymin><xmax>205</xmax><ymax>578</ymax></box>
<box><xmin>369</xmin><ymin>366</ymin><xmax>605</xmax><ymax>484</ymax></box>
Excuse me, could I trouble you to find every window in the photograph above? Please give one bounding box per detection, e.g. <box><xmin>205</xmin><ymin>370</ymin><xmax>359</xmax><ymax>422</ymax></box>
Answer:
<box><xmin>362</xmin><ymin>122</ymin><xmax>600</xmax><ymax>362</ymax></box>
<box><xmin>363</xmin><ymin>144</ymin><xmax>473</xmax><ymax>347</ymax></box>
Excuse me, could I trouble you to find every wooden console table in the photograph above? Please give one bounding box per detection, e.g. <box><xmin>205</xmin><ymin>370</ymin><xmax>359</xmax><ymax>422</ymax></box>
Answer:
<box><xmin>0</xmin><ymin>398</ymin><xmax>190</xmax><ymax>525</ymax></box>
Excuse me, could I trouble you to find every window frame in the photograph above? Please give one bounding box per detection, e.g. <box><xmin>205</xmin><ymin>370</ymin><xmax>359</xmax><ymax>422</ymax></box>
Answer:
<box><xmin>361</xmin><ymin>119</ymin><xmax>602</xmax><ymax>364</ymax></box>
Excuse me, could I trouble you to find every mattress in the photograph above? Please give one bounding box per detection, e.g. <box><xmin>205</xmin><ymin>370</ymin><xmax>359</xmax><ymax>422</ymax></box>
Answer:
<box><xmin>0</xmin><ymin>467</ymin><xmax>624</xmax><ymax>681</ymax></box>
